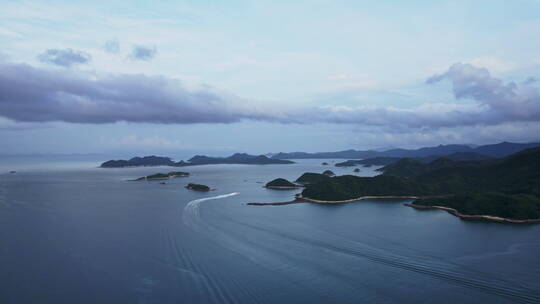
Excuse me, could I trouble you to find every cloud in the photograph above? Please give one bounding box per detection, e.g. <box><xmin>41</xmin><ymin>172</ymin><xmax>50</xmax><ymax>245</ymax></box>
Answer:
<box><xmin>0</xmin><ymin>117</ymin><xmax>49</xmax><ymax>131</ymax></box>
<box><xmin>0</xmin><ymin>61</ymin><xmax>277</xmax><ymax>124</ymax></box>
<box><xmin>468</xmin><ymin>56</ymin><xmax>516</xmax><ymax>73</ymax></box>
<box><xmin>326</xmin><ymin>73</ymin><xmax>378</xmax><ymax>89</ymax></box>
<box><xmin>523</xmin><ymin>77</ymin><xmax>537</xmax><ymax>85</ymax></box>
<box><xmin>103</xmin><ymin>39</ymin><xmax>120</xmax><ymax>53</ymax></box>
<box><xmin>427</xmin><ymin>63</ymin><xmax>540</xmax><ymax>124</ymax></box>
<box><xmin>37</xmin><ymin>48</ymin><xmax>91</xmax><ymax>67</ymax></box>
<box><xmin>1</xmin><ymin>60</ymin><xmax>539</xmax><ymax>131</ymax></box>
<box><xmin>129</xmin><ymin>45</ymin><xmax>157</xmax><ymax>61</ymax></box>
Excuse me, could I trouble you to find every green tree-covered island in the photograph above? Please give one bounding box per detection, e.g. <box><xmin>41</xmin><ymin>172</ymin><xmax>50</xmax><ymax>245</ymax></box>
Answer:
<box><xmin>265</xmin><ymin>178</ymin><xmax>302</xmax><ymax>189</ymax></box>
<box><xmin>185</xmin><ymin>183</ymin><xmax>211</xmax><ymax>191</ymax></box>
<box><xmin>132</xmin><ymin>171</ymin><xmax>190</xmax><ymax>181</ymax></box>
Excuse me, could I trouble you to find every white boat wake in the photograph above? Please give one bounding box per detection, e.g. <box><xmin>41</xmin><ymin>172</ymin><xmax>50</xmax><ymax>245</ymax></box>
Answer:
<box><xmin>182</xmin><ymin>192</ymin><xmax>240</xmax><ymax>231</ymax></box>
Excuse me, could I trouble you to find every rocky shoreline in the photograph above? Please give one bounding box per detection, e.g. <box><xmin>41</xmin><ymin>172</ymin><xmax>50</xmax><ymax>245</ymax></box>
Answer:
<box><xmin>405</xmin><ymin>203</ymin><xmax>540</xmax><ymax>224</ymax></box>
<box><xmin>247</xmin><ymin>198</ymin><xmax>305</xmax><ymax>206</ymax></box>
<box><xmin>248</xmin><ymin>194</ymin><xmax>418</xmax><ymax>206</ymax></box>
<box><xmin>298</xmin><ymin>194</ymin><xmax>419</xmax><ymax>204</ymax></box>
<box><xmin>248</xmin><ymin>196</ymin><xmax>540</xmax><ymax>224</ymax></box>
<box><xmin>264</xmin><ymin>186</ymin><xmax>304</xmax><ymax>190</ymax></box>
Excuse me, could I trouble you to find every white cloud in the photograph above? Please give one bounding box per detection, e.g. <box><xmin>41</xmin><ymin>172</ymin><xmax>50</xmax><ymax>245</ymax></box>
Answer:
<box><xmin>468</xmin><ymin>56</ymin><xmax>516</xmax><ymax>73</ymax></box>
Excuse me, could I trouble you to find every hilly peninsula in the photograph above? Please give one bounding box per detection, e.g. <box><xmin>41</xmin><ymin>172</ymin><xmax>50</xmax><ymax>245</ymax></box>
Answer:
<box><xmin>101</xmin><ymin>153</ymin><xmax>294</xmax><ymax>168</ymax></box>
<box><xmin>255</xmin><ymin>148</ymin><xmax>540</xmax><ymax>223</ymax></box>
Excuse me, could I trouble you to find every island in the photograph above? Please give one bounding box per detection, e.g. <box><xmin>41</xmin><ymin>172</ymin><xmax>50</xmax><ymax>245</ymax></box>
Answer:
<box><xmin>101</xmin><ymin>156</ymin><xmax>176</xmax><ymax>168</ymax></box>
<box><xmin>101</xmin><ymin>153</ymin><xmax>294</xmax><ymax>168</ymax></box>
<box><xmin>250</xmin><ymin>147</ymin><xmax>540</xmax><ymax>223</ymax></box>
<box><xmin>265</xmin><ymin>178</ymin><xmax>302</xmax><ymax>189</ymax></box>
<box><xmin>132</xmin><ymin>171</ymin><xmax>190</xmax><ymax>181</ymax></box>
<box><xmin>185</xmin><ymin>183</ymin><xmax>211</xmax><ymax>191</ymax></box>
<box><xmin>321</xmin><ymin>162</ymin><xmax>329</xmax><ymax>165</ymax></box>
<box><xmin>353</xmin><ymin>168</ymin><xmax>360</xmax><ymax>173</ymax></box>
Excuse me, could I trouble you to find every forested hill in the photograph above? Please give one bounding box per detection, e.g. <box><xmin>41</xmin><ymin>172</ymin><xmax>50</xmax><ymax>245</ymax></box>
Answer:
<box><xmin>300</xmin><ymin>147</ymin><xmax>540</xmax><ymax>220</ymax></box>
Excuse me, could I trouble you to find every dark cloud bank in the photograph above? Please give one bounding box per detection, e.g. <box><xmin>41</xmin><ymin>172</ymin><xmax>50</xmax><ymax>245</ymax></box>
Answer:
<box><xmin>37</xmin><ymin>48</ymin><xmax>91</xmax><ymax>67</ymax></box>
<box><xmin>0</xmin><ymin>60</ymin><xmax>539</xmax><ymax>128</ymax></box>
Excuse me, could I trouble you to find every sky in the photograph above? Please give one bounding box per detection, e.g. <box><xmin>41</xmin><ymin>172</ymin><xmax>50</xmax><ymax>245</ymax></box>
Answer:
<box><xmin>1</xmin><ymin>0</ymin><xmax>540</xmax><ymax>156</ymax></box>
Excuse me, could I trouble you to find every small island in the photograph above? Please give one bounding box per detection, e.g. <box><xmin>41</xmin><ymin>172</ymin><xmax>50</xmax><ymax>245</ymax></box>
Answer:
<box><xmin>265</xmin><ymin>178</ymin><xmax>302</xmax><ymax>189</ymax></box>
<box><xmin>353</xmin><ymin>168</ymin><xmax>360</xmax><ymax>173</ymax></box>
<box><xmin>133</xmin><ymin>171</ymin><xmax>189</xmax><ymax>181</ymax></box>
<box><xmin>185</xmin><ymin>183</ymin><xmax>211</xmax><ymax>191</ymax></box>
<box><xmin>102</xmin><ymin>156</ymin><xmax>177</xmax><ymax>168</ymax></box>
<box><xmin>321</xmin><ymin>162</ymin><xmax>329</xmax><ymax>165</ymax></box>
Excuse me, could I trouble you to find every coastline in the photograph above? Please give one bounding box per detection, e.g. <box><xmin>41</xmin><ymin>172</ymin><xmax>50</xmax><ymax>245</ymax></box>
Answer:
<box><xmin>405</xmin><ymin>203</ymin><xmax>540</xmax><ymax>224</ymax></box>
<box><xmin>248</xmin><ymin>195</ymin><xmax>540</xmax><ymax>224</ymax></box>
<box><xmin>247</xmin><ymin>198</ymin><xmax>305</xmax><ymax>206</ymax></box>
<box><xmin>264</xmin><ymin>186</ymin><xmax>304</xmax><ymax>190</ymax></box>
<box><xmin>297</xmin><ymin>194</ymin><xmax>419</xmax><ymax>204</ymax></box>
<box><xmin>248</xmin><ymin>194</ymin><xmax>418</xmax><ymax>206</ymax></box>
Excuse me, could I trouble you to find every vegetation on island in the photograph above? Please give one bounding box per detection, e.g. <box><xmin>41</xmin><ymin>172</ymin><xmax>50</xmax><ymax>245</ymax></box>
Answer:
<box><xmin>102</xmin><ymin>156</ymin><xmax>176</xmax><ymax>168</ymax></box>
<box><xmin>414</xmin><ymin>193</ymin><xmax>540</xmax><ymax>220</ymax></box>
<box><xmin>187</xmin><ymin>153</ymin><xmax>294</xmax><ymax>165</ymax></box>
<box><xmin>186</xmin><ymin>183</ymin><xmax>211</xmax><ymax>191</ymax></box>
<box><xmin>137</xmin><ymin>173</ymin><xmax>169</xmax><ymax>180</ymax></box>
<box><xmin>334</xmin><ymin>158</ymin><xmax>402</xmax><ymax>167</ymax></box>
<box><xmin>134</xmin><ymin>171</ymin><xmax>189</xmax><ymax>181</ymax></box>
<box><xmin>323</xmin><ymin>170</ymin><xmax>335</xmax><ymax>176</ymax></box>
<box><xmin>297</xmin><ymin>147</ymin><xmax>540</xmax><ymax>220</ymax></box>
<box><xmin>102</xmin><ymin>153</ymin><xmax>294</xmax><ymax>168</ymax></box>
<box><xmin>335</xmin><ymin>153</ymin><xmax>492</xmax><ymax>168</ymax></box>
<box><xmin>295</xmin><ymin>172</ymin><xmax>331</xmax><ymax>185</ymax></box>
<box><xmin>302</xmin><ymin>175</ymin><xmax>431</xmax><ymax>201</ymax></box>
<box><xmin>334</xmin><ymin>160</ymin><xmax>358</xmax><ymax>167</ymax></box>
<box><xmin>265</xmin><ymin>178</ymin><xmax>300</xmax><ymax>189</ymax></box>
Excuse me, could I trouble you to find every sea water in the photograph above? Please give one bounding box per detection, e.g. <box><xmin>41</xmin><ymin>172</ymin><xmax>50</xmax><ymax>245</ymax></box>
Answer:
<box><xmin>1</xmin><ymin>157</ymin><xmax>539</xmax><ymax>303</ymax></box>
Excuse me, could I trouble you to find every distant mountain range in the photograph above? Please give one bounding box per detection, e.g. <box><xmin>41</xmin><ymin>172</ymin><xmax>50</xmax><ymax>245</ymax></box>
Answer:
<box><xmin>100</xmin><ymin>153</ymin><xmax>294</xmax><ymax>168</ymax></box>
<box><xmin>186</xmin><ymin>153</ymin><xmax>294</xmax><ymax>165</ymax></box>
<box><xmin>100</xmin><ymin>142</ymin><xmax>540</xmax><ymax>168</ymax></box>
<box><xmin>334</xmin><ymin>152</ymin><xmax>494</xmax><ymax>167</ymax></box>
<box><xmin>271</xmin><ymin>142</ymin><xmax>540</xmax><ymax>159</ymax></box>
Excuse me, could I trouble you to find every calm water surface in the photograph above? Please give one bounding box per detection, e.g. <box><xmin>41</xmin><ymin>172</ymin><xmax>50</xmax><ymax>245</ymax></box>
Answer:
<box><xmin>1</xmin><ymin>158</ymin><xmax>539</xmax><ymax>303</ymax></box>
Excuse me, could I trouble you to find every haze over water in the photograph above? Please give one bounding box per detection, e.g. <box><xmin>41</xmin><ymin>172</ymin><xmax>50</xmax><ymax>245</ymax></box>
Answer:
<box><xmin>1</xmin><ymin>158</ymin><xmax>539</xmax><ymax>303</ymax></box>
